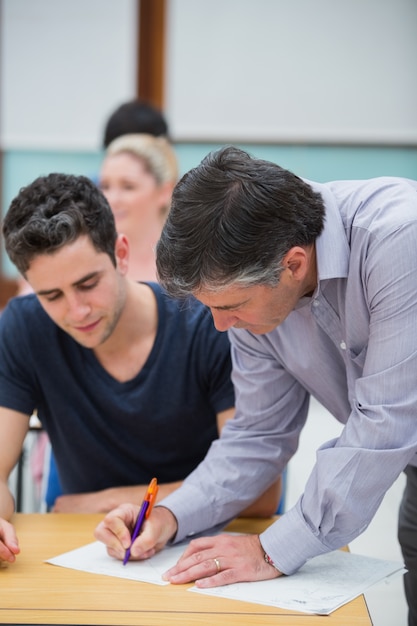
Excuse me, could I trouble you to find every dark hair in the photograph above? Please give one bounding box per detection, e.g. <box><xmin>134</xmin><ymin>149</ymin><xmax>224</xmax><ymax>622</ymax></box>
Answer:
<box><xmin>103</xmin><ymin>100</ymin><xmax>169</xmax><ymax>148</ymax></box>
<box><xmin>156</xmin><ymin>146</ymin><xmax>325</xmax><ymax>298</ymax></box>
<box><xmin>3</xmin><ymin>173</ymin><xmax>117</xmax><ymax>275</ymax></box>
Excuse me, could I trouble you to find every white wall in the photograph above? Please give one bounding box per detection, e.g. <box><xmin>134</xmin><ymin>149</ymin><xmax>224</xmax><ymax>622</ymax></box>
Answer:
<box><xmin>166</xmin><ymin>0</ymin><xmax>417</xmax><ymax>144</ymax></box>
<box><xmin>1</xmin><ymin>0</ymin><xmax>416</xmax><ymax>150</ymax></box>
<box><xmin>0</xmin><ymin>0</ymin><xmax>137</xmax><ymax>150</ymax></box>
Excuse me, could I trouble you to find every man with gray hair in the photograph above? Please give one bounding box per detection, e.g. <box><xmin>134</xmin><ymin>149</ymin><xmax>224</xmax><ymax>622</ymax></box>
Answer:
<box><xmin>95</xmin><ymin>146</ymin><xmax>417</xmax><ymax>626</ymax></box>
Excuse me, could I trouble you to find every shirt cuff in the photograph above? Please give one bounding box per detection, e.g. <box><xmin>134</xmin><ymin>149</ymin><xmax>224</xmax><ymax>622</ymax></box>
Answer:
<box><xmin>259</xmin><ymin>504</ymin><xmax>331</xmax><ymax>575</ymax></box>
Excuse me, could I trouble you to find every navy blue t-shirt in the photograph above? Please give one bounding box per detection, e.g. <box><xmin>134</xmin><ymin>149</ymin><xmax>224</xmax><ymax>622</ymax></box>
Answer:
<box><xmin>0</xmin><ymin>283</ymin><xmax>234</xmax><ymax>494</ymax></box>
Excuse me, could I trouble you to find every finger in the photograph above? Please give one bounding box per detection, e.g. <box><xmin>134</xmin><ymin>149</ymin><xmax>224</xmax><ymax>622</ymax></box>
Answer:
<box><xmin>175</xmin><ymin>537</ymin><xmax>216</xmax><ymax>563</ymax></box>
<box><xmin>99</xmin><ymin>519</ymin><xmax>130</xmax><ymax>547</ymax></box>
<box><xmin>129</xmin><ymin>546</ymin><xmax>156</xmax><ymax>561</ymax></box>
<box><xmin>195</xmin><ymin>572</ymin><xmax>243</xmax><ymax>588</ymax></box>
<box><xmin>196</xmin><ymin>563</ymin><xmax>236</xmax><ymax>588</ymax></box>
<box><xmin>162</xmin><ymin>558</ymin><xmax>219</xmax><ymax>585</ymax></box>
<box><xmin>128</xmin><ymin>516</ymin><xmax>166</xmax><ymax>559</ymax></box>
<box><xmin>0</xmin><ymin>546</ymin><xmax>18</xmax><ymax>563</ymax></box>
<box><xmin>164</xmin><ymin>536</ymin><xmax>223</xmax><ymax>579</ymax></box>
<box><xmin>106</xmin><ymin>546</ymin><xmax>125</xmax><ymax>560</ymax></box>
<box><xmin>195</xmin><ymin>554</ymin><xmax>281</xmax><ymax>588</ymax></box>
<box><xmin>128</xmin><ymin>508</ymin><xmax>175</xmax><ymax>559</ymax></box>
<box><xmin>164</xmin><ymin>552</ymin><xmax>221</xmax><ymax>584</ymax></box>
<box><xmin>0</xmin><ymin>523</ymin><xmax>20</xmax><ymax>563</ymax></box>
<box><xmin>94</xmin><ymin>523</ymin><xmax>123</xmax><ymax>559</ymax></box>
<box><xmin>94</xmin><ymin>509</ymin><xmax>137</xmax><ymax>553</ymax></box>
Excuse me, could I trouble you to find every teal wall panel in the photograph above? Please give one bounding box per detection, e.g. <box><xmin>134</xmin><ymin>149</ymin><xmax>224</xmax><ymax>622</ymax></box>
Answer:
<box><xmin>174</xmin><ymin>143</ymin><xmax>417</xmax><ymax>183</ymax></box>
<box><xmin>2</xmin><ymin>144</ymin><xmax>416</xmax><ymax>276</ymax></box>
<box><xmin>2</xmin><ymin>150</ymin><xmax>103</xmax><ymax>275</ymax></box>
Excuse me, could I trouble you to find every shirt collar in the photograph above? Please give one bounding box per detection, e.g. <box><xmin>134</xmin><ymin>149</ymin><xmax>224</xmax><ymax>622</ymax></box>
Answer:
<box><xmin>308</xmin><ymin>180</ymin><xmax>350</xmax><ymax>282</ymax></box>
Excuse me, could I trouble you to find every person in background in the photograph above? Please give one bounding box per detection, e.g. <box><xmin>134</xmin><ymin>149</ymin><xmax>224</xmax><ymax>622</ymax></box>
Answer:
<box><xmin>19</xmin><ymin>99</ymin><xmax>169</xmax><ymax>295</ymax></box>
<box><xmin>0</xmin><ymin>172</ymin><xmax>281</xmax><ymax>560</ymax></box>
<box><xmin>102</xmin><ymin>99</ymin><xmax>169</xmax><ymax>148</ymax></box>
<box><xmin>99</xmin><ymin>133</ymin><xmax>178</xmax><ymax>282</ymax></box>
<box><xmin>94</xmin><ymin>146</ymin><xmax>417</xmax><ymax>626</ymax></box>
<box><xmin>17</xmin><ymin>99</ymin><xmax>169</xmax><ymax>289</ymax></box>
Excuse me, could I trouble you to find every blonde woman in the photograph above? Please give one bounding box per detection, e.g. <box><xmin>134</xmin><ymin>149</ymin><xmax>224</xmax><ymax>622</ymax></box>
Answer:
<box><xmin>99</xmin><ymin>133</ymin><xmax>178</xmax><ymax>281</ymax></box>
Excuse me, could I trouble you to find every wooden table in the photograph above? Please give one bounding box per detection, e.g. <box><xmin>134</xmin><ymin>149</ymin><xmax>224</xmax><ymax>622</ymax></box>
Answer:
<box><xmin>0</xmin><ymin>513</ymin><xmax>372</xmax><ymax>625</ymax></box>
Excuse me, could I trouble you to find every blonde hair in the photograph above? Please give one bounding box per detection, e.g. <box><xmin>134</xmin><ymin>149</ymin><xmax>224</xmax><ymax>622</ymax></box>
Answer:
<box><xmin>105</xmin><ymin>133</ymin><xmax>178</xmax><ymax>186</ymax></box>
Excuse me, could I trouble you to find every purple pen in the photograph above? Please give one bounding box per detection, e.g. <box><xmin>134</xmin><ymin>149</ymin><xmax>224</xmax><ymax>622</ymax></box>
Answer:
<box><xmin>123</xmin><ymin>477</ymin><xmax>158</xmax><ymax>565</ymax></box>
<box><xmin>123</xmin><ymin>500</ymin><xmax>149</xmax><ymax>565</ymax></box>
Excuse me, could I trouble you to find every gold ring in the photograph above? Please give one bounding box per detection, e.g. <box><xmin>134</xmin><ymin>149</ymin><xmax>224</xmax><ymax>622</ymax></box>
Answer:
<box><xmin>213</xmin><ymin>557</ymin><xmax>221</xmax><ymax>573</ymax></box>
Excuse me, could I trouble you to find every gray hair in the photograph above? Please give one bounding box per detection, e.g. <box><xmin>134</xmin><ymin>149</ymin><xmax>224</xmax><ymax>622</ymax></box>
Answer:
<box><xmin>156</xmin><ymin>146</ymin><xmax>325</xmax><ymax>298</ymax></box>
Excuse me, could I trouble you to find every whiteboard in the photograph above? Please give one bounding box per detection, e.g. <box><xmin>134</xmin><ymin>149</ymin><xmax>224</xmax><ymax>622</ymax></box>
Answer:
<box><xmin>1</xmin><ymin>0</ymin><xmax>416</xmax><ymax>149</ymax></box>
<box><xmin>0</xmin><ymin>0</ymin><xmax>137</xmax><ymax>150</ymax></box>
<box><xmin>165</xmin><ymin>0</ymin><xmax>417</xmax><ymax>144</ymax></box>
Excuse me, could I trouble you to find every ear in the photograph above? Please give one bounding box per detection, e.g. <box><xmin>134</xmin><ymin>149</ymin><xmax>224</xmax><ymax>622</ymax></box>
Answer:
<box><xmin>114</xmin><ymin>233</ymin><xmax>129</xmax><ymax>275</ymax></box>
<box><xmin>282</xmin><ymin>246</ymin><xmax>309</xmax><ymax>281</ymax></box>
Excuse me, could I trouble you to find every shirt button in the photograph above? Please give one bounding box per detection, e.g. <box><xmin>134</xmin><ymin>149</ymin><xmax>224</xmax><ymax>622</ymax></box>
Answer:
<box><xmin>313</xmin><ymin>300</ymin><xmax>319</xmax><ymax>307</ymax></box>
<box><xmin>340</xmin><ymin>341</ymin><xmax>347</xmax><ymax>350</ymax></box>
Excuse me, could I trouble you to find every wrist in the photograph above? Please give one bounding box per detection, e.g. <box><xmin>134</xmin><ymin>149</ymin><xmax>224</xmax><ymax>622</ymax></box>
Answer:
<box><xmin>154</xmin><ymin>505</ymin><xmax>178</xmax><ymax>542</ymax></box>
<box><xmin>257</xmin><ymin>535</ymin><xmax>281</xmax><ymax>574</ymax></box>
<box><xmin>263</xmin><ymin>550</ymin><xmax>280</xmax><ymax>571</ymax></box>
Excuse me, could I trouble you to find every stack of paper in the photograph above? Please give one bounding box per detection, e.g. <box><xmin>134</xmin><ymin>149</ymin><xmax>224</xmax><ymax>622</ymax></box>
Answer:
<box><xmin>47</xmin><ymin>540</ymin><xmax>404</xmax><ymax>615</ymax></box>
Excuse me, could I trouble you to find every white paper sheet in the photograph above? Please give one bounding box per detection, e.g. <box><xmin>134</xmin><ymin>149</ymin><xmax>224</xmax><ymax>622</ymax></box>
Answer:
<box><xmin>190</xmin><ymin>550</ymin><xmax>405</xmax><ymax>615</ymax></box>
<box><xmin>46</xmin><ymin>541</ymin><xmax>404</xmax><ymax>615</ymax></box>
<box><xmin>46</xmin><ymin>540</ymin><xmax>186</xmax><ymax>585</ymax></box>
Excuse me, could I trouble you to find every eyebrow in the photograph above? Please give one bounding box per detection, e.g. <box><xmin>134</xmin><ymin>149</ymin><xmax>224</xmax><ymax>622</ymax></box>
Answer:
<box><xmin>36</xmin><ymin>271</ymin><xmax>100</xmax><ymax>296</ymax></box>
<box><xmin>209</xmin><ymin>299</ymin><xmax>250</xmax><ymax>311</ymax></box>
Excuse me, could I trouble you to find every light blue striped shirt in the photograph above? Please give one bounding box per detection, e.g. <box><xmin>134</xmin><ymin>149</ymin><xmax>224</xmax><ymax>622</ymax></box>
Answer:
<box><xmin>160</xmin><ymin>176</ymin><xmax>417</xmax><ymax>574</ymax></box>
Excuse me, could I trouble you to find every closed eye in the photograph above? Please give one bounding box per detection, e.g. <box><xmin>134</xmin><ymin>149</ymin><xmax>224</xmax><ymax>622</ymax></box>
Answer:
<box><xmin>43</xmin><ymin>292</ymin><xmax>62</xmax><ymax>302</ymax></box>
<box><xmin>78</xmin><ymin>279</ymin><xmax>99</xmax><ymax>291</ymax></box>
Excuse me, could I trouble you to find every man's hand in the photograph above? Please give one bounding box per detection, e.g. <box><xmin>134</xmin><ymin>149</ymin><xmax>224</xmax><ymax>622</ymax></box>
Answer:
<box><xmin>163</xmin><ymin>533</ymin><xmax>282</xmax><ymax>588</ymax></box>
<box><xmin>0</xmin><ymin>518</ymin><xmax>20</xmax><ymax>564</ymax></box>
<box><xmin>94</xmin><ymin>504</ymin><xmax>178</xmax><ymax>561</ymax></box>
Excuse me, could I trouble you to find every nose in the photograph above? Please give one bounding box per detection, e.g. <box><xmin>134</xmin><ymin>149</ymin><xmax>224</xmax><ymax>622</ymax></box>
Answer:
<box><xmin>66</xmin><ymin>293</ymin><xmax>92</xmax><ymax>322</ymax></box>
<box><xmin>210</xmin><ymin>309</ymin><xmax>238</xmax><ymax>332</ymax></box>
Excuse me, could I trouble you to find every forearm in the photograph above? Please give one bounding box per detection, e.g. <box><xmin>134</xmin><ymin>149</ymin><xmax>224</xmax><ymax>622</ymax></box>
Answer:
<box><xmin>240</xmin><ymin>477</ymin><xmax>282</xmax><ymax>518</ymax></box>
<box><xmin>262</xmin><ymin>445</ymin><xmax>416</xmax><ymax>576</ymax></box>
<box><xmin>52</xmin><ymin>480</ymin><xmax>183</xmax><ymax>513</ymax></box>
<box><xmin>106</xmin><ymin>481</ymin><xmax>184</xmax><ymax>510</ymax></box>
